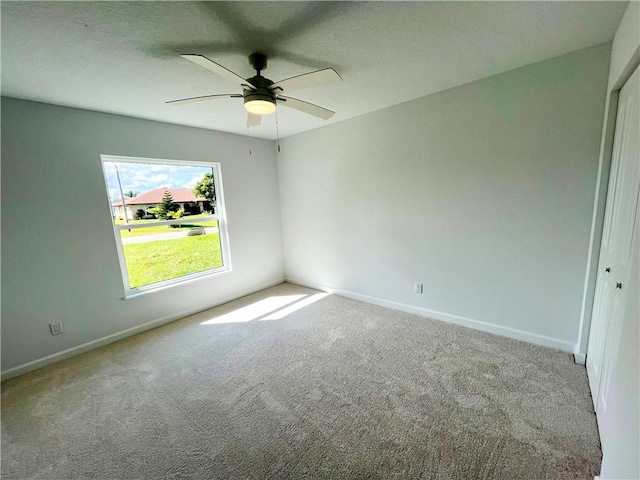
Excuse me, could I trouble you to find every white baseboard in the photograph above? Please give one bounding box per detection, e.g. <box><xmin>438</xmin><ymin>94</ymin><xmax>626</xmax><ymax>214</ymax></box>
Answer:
<box><xmin>286</xmin><ymin>277</ymin><xmax>575</xmax><ymax>353</ymax></box>
<box><xmin>1</xmin><ymin>278</ymin><xmax>285</xmax><ymax>382</ymax></box>
<box><xmin>573</xmin><ymin>352</ymin><xmax>587</xmax><ymax>365</ymax></box>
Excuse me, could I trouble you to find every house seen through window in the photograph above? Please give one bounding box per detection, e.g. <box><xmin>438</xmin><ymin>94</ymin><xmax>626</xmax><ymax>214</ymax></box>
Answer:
<box><xmin>101</xmin><ymin>155</ymin><xmax>230</xmax><ymax>294</ymax></box>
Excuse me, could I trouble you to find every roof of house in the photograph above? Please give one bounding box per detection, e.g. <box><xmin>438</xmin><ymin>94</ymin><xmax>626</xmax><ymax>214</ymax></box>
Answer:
<box><xmin>114</xmin><ymin>188</ymin><xmax>206</xmax><ymax>206</ymax></box>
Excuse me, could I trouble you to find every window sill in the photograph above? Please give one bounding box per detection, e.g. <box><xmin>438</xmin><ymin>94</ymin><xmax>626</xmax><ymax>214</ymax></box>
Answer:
<box><xmin>122</xmin><ymin>267</ymin><xmax>231</xmax><ymax>300</ymax></box>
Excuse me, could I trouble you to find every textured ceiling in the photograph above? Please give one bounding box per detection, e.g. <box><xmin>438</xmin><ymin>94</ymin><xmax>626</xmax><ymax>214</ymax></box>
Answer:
<box><xmin>1</xmin><ymin>1</ymin><xmax>627</xmax><ymax>140</ymax></box>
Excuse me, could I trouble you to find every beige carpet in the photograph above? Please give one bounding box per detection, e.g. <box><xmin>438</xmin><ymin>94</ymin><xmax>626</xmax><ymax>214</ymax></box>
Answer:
<box><xmin>1</xmin><ymin>283</ymin><xmax>601</xmax><ymax>479</ymax></box>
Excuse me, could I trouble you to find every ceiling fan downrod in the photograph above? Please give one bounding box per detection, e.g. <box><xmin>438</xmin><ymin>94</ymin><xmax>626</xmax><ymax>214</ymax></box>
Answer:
<box><xmin>244</xmin><ymin>53</ymin><xmax>277</xmax><ymax>115</ymax></box>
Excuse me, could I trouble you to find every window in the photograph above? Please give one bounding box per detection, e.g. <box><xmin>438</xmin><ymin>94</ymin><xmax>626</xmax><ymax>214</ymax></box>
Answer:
<box><xmin>101</xmin><ymin>155</ymin><xmax>231</xmax><ymax>296</ymax></box>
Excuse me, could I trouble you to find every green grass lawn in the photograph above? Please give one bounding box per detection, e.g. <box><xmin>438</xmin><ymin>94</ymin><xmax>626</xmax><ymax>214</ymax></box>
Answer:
<box><xmin>123</xmin><ymin>233</ymin><xmax>223</xmax><ymax>288</ymax></box>
<box><xmin>115</xmin><ymin>215</ymin><xmax>218</xmax><ymax>238</ymax></box>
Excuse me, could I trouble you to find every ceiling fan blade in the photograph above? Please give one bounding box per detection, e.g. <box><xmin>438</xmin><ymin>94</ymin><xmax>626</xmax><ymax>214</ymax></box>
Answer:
<box><xmin>247</xmin><ymin>112</ymin><xmax>261</xmax><ymax>127</ymax></box>
<box><xmin>166</xmin><ymin>93</ymin><xmax>242</xmax><ymax>105</ymax></box>
<box><xmin>277</xmin><ymin>96</ymin><xmax>335</xmax><ymax>120</ymax></box>
<box><xmin>181</xmin><ymin>54</ymin><xmax>256</xmax><ymax>90</ymax></box>
<box><xmin>271</xmin><ymin>68</ymin><xmax>342</xmax><ymax>94</ymax></box>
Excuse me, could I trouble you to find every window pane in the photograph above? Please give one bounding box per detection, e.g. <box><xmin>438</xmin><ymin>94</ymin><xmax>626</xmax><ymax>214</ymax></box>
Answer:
<box><xmin>103</xmin><ymin>161</ymin><xmax>217</xmax><ymax>222</ymax></box>
<box><xmin>121</xmin><ymin>226</ymin><xmax>224</xmax><ymax>289</ymax></box>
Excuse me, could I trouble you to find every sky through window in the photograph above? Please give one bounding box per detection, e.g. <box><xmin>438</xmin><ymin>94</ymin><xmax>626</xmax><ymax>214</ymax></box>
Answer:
<box><xmin>104</xmin><ymin>162</ymin><xmax>213</xmax><ymax>202</ymax></box>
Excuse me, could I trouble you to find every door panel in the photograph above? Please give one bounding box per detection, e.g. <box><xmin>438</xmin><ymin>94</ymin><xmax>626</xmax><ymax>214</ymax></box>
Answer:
<box><xmin>587</xmin><ymin>64</ymin><xmax>640</xmax><ymax>412</ymax></box>
<box><xmin>598</xmin><ymin>293</ymin><xmax>624</xmax><ymax>413</ymax></box>
<box><xmin>587</xmin><ymin>279</ymin><xmax>611</xmax><ymax>402</ymax></box>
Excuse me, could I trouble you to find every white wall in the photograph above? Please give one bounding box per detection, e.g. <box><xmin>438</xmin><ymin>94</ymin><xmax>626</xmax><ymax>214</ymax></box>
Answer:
<box><xmin>1</xmin><ymin>98</ymin><xmax>284</xmax><ymax>378</ymax></box>
<box><xmin>608</xmin><ymin>0</ymin><xmax>640</xmax><ymax>91</ymax></box>
<box><xmin>589</xmin><ymin>3</ymin><xmax>640</xmax><ymax>478</ymax></box>
<box><xmin>278</xmin><ymin>44</ymin><xmax>610</xmax><ymax>352</ymax></box>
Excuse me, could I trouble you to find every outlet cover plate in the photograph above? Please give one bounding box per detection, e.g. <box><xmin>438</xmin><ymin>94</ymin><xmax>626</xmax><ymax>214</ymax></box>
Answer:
<box><xmin>50</xmin><ymin>321</ymin><xmax>64</xmax><ymax>335</ymax></box>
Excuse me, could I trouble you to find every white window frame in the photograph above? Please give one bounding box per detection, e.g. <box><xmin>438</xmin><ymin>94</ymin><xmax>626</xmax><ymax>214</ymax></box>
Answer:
<box><xmin>100</xmin><ymin>155</ymin><xmax>232</xmax><ymax>298</ymax></box>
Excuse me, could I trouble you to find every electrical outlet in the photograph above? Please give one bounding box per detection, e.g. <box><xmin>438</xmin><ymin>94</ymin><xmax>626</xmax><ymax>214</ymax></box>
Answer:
<box><xmin>49</xmin><ymin>321</ymin><xmax>64</xmax><ymax>335</ymax></box>
<box><xmin>415</xmin><ymin>282</ymin><xmax>424</xmax><ymax>294</ymax></box>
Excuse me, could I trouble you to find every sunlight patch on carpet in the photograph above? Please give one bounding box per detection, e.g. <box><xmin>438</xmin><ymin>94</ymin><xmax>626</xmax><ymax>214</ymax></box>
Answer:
<box><xmin>261</xmin><ymin>292</ymin><xmax>330</xmax><ymax>321</ymax></box>
<box><xmin>199</xmin><ymin>294</ymin><xmax>307</xmax><ymax>325</ymax></box>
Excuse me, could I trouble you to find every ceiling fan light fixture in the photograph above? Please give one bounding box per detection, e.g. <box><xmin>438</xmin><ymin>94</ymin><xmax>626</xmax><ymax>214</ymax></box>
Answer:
<box><xmin>244</xmin><ymin>94</ymin><xmax>276</xmax><ymax>115</ymax></box>
<box><xmin>244</xmin><ymin>99</ymin><xmax>276</xmax><ymax>115</ymax></box>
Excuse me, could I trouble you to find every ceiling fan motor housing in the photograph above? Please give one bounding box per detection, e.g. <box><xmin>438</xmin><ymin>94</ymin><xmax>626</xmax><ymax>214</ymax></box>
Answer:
<box><xmin>243</xmin><ymin>74</ymin><xmax>277</xmax><ymax>112</ymax></box>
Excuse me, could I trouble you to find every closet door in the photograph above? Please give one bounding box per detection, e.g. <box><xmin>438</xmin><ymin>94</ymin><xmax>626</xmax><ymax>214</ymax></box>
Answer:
<box><xmin>586</xmin><ymin>65</ymin><xmax>640</xmax><ymax>412</ymax></box>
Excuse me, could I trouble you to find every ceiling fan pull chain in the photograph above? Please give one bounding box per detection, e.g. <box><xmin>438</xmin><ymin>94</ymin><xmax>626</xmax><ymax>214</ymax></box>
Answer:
<box><xmin>276</xmin><ymin>108</ymin><xmax>281</xmax><ymax>153</ymax></box>
<box><xmin>247</xmin><ymin>125</ymin><xmax>253</xmax><ymax>155</ymax></box>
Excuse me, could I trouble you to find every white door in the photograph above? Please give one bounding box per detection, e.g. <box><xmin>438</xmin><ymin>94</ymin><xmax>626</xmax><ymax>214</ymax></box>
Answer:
<box><xmin>586</xmin><ymin>65</ymin><xmax>640</xmax><ymax>412</ymax></box>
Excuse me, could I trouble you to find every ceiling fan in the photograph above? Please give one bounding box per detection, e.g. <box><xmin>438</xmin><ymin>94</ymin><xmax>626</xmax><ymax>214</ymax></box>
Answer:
<box><xmin>167</xmin><ymin>53</ymin><xmax>342</xmax><ymax>127</ymax></box>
